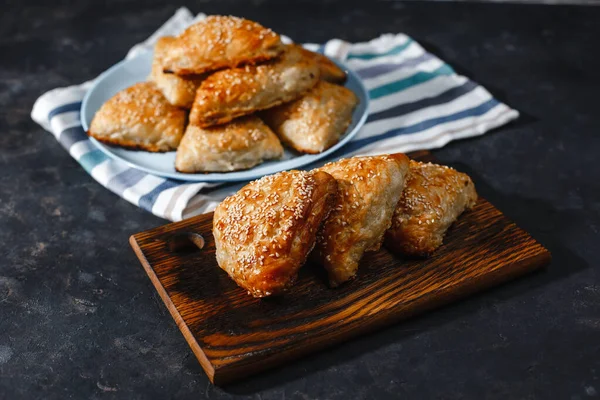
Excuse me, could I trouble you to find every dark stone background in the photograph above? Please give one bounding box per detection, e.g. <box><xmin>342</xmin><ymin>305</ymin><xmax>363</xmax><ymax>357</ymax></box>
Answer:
<box><xmin>1</xmin><ymin>1</ymin><xmax>599</xmax><ymax>398</ymax></box>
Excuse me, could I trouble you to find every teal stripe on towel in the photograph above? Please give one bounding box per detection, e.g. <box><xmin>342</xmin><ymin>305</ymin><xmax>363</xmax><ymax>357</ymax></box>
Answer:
<box><xmin>79</xmin><ymin>150</ymin><xmax>108</xmax><ymax>173</ymax></box>
<box><xmin>368</xmin><ymin>64</ymin><xmax>455</xmax><ymax>99</ymax></box>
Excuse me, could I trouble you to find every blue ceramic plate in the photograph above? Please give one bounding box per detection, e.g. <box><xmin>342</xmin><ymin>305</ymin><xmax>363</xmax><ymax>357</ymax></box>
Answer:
<box><xmin>81</xmin><ymin>51</ymin><xmax>369</xmax><ymax>182</ymax></box>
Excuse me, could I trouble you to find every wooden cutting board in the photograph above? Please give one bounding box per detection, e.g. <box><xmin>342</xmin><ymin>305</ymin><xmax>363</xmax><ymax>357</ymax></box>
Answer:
<box><xmin>129</xmin><ymin>151</ymin><xmax>551</xmax><ymax>385</ymax></box>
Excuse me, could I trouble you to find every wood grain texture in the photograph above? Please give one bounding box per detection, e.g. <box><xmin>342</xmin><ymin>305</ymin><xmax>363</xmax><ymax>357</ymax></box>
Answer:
<box><xmin>129</xmin><ymin>151</ymin><xmax>551</xmax><ymax>385</ymax></box>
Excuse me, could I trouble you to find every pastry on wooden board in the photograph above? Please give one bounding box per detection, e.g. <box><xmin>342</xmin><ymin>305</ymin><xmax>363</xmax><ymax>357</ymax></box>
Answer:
<box><xmin>189</xmin><ymin>44</ymin><xmax>320</xmax><ymax>127</ymax></box>
<box><xmin>88</xmin><ymin>82</ymin><xmax>186</xmax><ymax>152</ymax></box>
<box><xmin>150</xmin><ymin>36</ymin><xmax>204</xmax><ymax>109</ymax></box>
<box><xmin>312</xmin><ymin>154</ymin><xmax>410</xmax><ymax>287</ymax></box>
<box><xmin>261</xmin><ymin>80</ymin><xmax>358</xmax><ymax>154</ymax></box>
<box><xmin>161</xmin><ymin>15</ymin><xmax>284</xmax><ymax>76</ymax></box>
<box><xmin>385</xmin><ymin>161</ymin><xmax>478</xmax><ymax>256</ymax></box>
<box><xmin>294</xmin><ymin>44</ymin><xmax>347</xmax><ymax>84</ymax></box>
<box><xmin>175</xmin><ymin>116</ymin><xmax>283</xmax><ymax>173</ymax></box>
<box><xmin>213</xmin><ymin>170</ymin><xmax>338</xmax><ymax>297</ymax></box>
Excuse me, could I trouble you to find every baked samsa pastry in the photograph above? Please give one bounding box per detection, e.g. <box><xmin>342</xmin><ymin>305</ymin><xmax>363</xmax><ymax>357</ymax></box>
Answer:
<box><xmin>385</xmin><ymin>161</ymin><xmax>478</xmax><ymax>256</ymax></box>
<box><xmin>175</xmin><ymin>116</ymin><xmax>283</xmax><ymax>173</ymax></box>
<box><xmin>88</xmin><ymin>82</ymin><xmax>186</xmax><ymax>152</ymax></box>
<box><xmin>313</xmin><ymin>154</ymin><xmax>410</xmax><ymax>287</ymax></box>
<box><xmin>261</xmin><ymin>81</ymin><xmax>358</xmax><ymax>154</ymax></box>
<box><xmin>295</xmin><ymin>45</ymin><xmax>347</xmax><ymax>84</ymax></box>
<box><xmin>150</xmin><ymin>36</ymin><xmax>203</xmax><ymax>109</ymax></box>
<box><xmin>189</xmin><ymin>45</ymin><xmax>319</xmax><ymax>127</ymax></box>
<box><xmin>161</xmin><ymin>16</ymin><xmax>284</xmax><ymax>76</ymax></box>
<box><xmin>213</xmin><ymin>170</ymin><xmax>338</xmax><ymax>297</ymax></box>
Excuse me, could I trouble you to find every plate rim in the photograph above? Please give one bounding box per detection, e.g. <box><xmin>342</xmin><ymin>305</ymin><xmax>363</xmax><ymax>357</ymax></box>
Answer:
<box><xmin>81</xmin><ymin>50</ymin><xmax>369</xmax><ymax>183</ymax></box>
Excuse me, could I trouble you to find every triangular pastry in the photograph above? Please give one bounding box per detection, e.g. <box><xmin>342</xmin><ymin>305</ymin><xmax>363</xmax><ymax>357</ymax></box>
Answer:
<box><xmin>161</xmin><ymin>16</ymin><xmax>284</xmax><ymax>76</ymax></box>
<box><xmin>385</xmin><ymin>161</ymin><xmax>477</xmax><ymax>256</ymax></box>
<box><xmin>213</xmin><ymin>170</ymin><xmax>338</xmax><ymax>297</ymax></box>
<box><xmin>261</xmin><ymin>80</ymin><xmax>358</xmax><ymax>154</ymax></box>
<box><xmin>189</xmin><ymin>45</ymin><xmax>319</xmax><ymax>127</ymax></box>
<box><xmin>175</xmin><ymin>116</ymin><xmax>283</xmax><ymax>173</ymax></box>
<box><xmin>313</xmin><ymin>154</ymin><xmax>410</xmax><ymax>287</ymax></box>
<box><xmin>88</xmin><ymin>82</ymin><xmax>186</xmax><ymax>152</ymax></box>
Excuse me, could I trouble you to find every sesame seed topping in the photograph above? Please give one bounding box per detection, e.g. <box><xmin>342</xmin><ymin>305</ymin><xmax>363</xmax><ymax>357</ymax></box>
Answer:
<box><xmin>168</xmin><ymin>15</ymin><xmax>282</xmax><ymax>73</ymax></box>
<box><xmin>390</xmin><ymin>160</ymin><xmax>476</xmax><ymax>241</ymax></box>
<box><xmin>213</xmin><ymin>169</ymin><xmax>321</xmax><ymax>287</ymax></box>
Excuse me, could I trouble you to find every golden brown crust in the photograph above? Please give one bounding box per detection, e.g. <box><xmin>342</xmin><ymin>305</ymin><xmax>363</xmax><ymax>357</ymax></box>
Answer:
<box><xmin>88</xmin><ymin>82</ymin><xmax>186</xmax><ymax>152</ymax></box>
<box><xmin>174</xmin><ymin>116</ymin><xmax>283</xmax><ymax>173</ymax></box>
<box><xmin>313</xmin><ymin>154</ymin><xmax>410</xmax><ymax>287</ymax></box>
<box><xmin>213</xmin><ymin>170</ymin><xmax>338</xmax><ymax>297</ymax></box>
<box><xmin>150</xmin><ymin>36</ymin><xmax>204</xmax><ymax>109</ymax></box>
<box><xmin>261</xmin><ymin>80</ymin><xmax>358</xmax><ymax>154</ymax></box>
<box><xmin>161</xmin><ymin>16</ymin><xmax>284</xmax><ymax>76</ymax></box>
<box><xmin>384</xmin><ymin>161</ymin><xmax>478</xmax><ymax>256</ymax></box>
<box><xmin>189</xmin><ymin>45</ymin><xmax>320</xmax><ymax>127</ymax></box>
<box><xmin>294</xmin><ymin>45</ymin><xmax>347</xmax><ymax>84</ymax></box>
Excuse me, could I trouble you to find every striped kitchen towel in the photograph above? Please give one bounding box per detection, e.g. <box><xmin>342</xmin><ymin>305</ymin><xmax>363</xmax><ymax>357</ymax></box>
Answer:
<box><xmin>31</xmin><ymin>7</ymin><xmax>518</xmax><ymax>222</ymax></box>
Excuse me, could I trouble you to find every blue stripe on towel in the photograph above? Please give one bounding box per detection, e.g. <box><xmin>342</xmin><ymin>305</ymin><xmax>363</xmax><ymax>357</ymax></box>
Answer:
<box><xmin>59</xmin><ymin>126</ymin><xmax>88</xmax><ymax>149</ymax></box>
<box><xmin>48</xmin><ymin>102</ymin><xmax>82</xmax><ymax>121</ymax></box>
<box><xmin>340</xmin><ymin>98</ymin><xmax>501</xmax><ymax>155</ymax></box>
<box><xmin>138</xmin><ymin>180</ymin><xmax>179</xmax><ymax>211</ymax></box>
<box><xmin>356</xmin><ymin>53</ymin><xmax>436</xmax><ymax>79</ymax></box>
<box><xmin>368</xmin><ymin>80</ymin><xmax>479</xmax><ymax>122</ymax></box>
<box><xmin>107</xmin><ymin>168</ymin><xmax>146</xmax><ymax>196</ymax></box>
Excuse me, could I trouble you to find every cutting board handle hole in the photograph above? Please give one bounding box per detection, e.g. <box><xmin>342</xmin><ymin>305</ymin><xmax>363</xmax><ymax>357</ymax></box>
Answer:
<box><xmin>167</xmin><ymin>232</ymin><xmax>205</xmax><ymax>253</ymax></box>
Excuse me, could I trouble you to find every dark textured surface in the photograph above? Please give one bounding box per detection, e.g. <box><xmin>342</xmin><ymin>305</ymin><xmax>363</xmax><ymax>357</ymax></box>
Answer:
<box><xmin>0</xmin><ymin>1</ymin><xmax>599</xmax><ymax>398</ymax></box>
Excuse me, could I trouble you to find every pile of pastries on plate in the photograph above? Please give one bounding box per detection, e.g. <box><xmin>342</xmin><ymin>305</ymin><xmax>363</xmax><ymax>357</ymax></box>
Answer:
<box><xmin>213</xmin><ymin>153</ymin><xmax>478</xmax><ymax>297</ymax></box>
<box><xmin>88</xmin><ymin>15</ymin><xmax>359</xmax><ymax>173</ymax></box>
